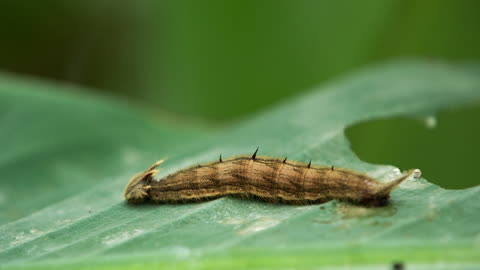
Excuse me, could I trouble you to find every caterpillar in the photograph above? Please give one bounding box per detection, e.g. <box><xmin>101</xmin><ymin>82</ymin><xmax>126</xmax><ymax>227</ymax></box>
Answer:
<box><xmin>124</xmin><ymin>149</ymin><xmax>413</xmax><ymax>206</ymax></box>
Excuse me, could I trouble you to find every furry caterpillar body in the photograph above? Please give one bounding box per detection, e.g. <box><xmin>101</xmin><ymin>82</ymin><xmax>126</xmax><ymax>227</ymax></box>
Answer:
<box><xmin>124</xmin><ymin>151</ymin><xmax>413</xmax><ymax>206</ymax></box>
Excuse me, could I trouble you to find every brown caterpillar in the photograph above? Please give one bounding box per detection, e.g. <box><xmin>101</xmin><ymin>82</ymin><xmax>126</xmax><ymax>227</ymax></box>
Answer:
<box><xmin>124</xmin><ymin>149</ymin><xmax>413</xmax><ymax>206</ymax></box>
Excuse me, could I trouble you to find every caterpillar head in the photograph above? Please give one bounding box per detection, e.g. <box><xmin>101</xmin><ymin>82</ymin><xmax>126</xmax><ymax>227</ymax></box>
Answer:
<box><xmin>124</xmin><ymin>160</ymin><xmax>163</xmax><ymax>203</ymax></box>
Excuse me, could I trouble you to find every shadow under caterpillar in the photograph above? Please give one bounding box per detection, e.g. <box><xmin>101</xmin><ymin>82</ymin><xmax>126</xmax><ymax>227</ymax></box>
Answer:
<box><xmin>124</xmin><ymin>149</ymin><xmax>414</xmax><ymax>207</ymax></box>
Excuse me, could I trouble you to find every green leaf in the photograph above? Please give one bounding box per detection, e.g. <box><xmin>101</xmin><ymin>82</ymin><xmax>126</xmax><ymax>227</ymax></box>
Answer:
<box><xmin>1</xmin><ymin>61</ymin><xmax>480</xmax><ymax>270</ymax></box>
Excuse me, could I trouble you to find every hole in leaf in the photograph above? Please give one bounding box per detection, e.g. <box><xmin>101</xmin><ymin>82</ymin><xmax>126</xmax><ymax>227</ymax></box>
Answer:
<box><xmin>346</xmin><ymin>104</ymin><xmax>480</xmax><ymax>189</ymax></box>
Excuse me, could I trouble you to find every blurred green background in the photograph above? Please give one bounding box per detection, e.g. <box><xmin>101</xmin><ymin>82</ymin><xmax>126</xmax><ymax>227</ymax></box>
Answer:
<box><xmin>0</xmin><ymin>0</ymin><xmax>479</xmax><ymax>188</ymax></box>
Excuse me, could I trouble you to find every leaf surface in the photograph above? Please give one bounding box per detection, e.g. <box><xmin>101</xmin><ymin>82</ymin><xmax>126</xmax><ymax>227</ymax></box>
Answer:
<box><xmin>1</xmin><ymin>61</ymin><xmax>479</xmax><ymax>269</ymax></box>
